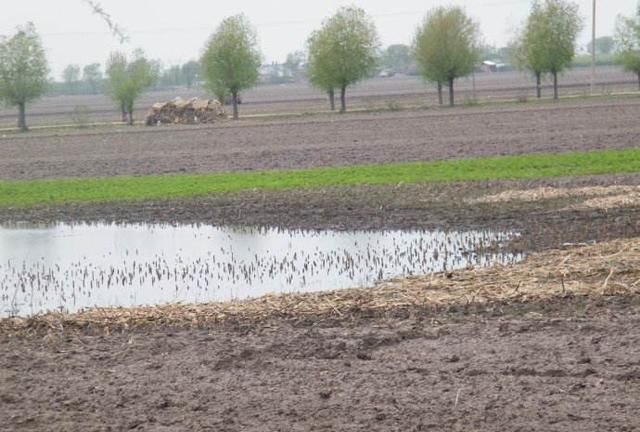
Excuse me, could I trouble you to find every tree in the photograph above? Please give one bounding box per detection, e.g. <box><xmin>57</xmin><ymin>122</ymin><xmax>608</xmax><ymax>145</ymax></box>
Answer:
<box><xmin>588</xmin><ymin>36</ymin><xmax>615</xmax><ymax>55</ymax></box>
<box><xmin>381</xmin><ymin>44</ymin><xmax>411</xmax><ymax>74</ymax></box>
<box><xmin>201</xmin><ymin>14</ymin><xmax>262</xmax><ymax>119</ymax></box>
<box><xmin>307</xmin><ymin>29</ymin><xmax>337</xmax><ymax>110</ymax></box>
<box><xmin>306</xmin><ymin>7</ymin><xmax>380</xmax><ymax>113</ymax></box>
<box><xmin>517</xmin><ymin>0</ymin><xmax>583</xmax><ymax>100</ymax></box>
<box><xmin>83</xmin><ymin>63</ymin><xmax>102</xmax><ymax>94</ymax></box>
<box><xmin>284</xmin><ymin>50</ymin><xmax>305</xmax><ymax>80</ymax></box>
<box><xmin>0</xmin><ymin>23</ymin><xmax>49</xmax><ymax>131</ymax></box>
<box><xmin>413</xmin><ymin>6</ymin><xmax>480</xmax><ymax>106</ymax></box>
<box><xmin>512</xmin><ymin>14</ymin><xmax>547</xmax><ymax>99</ymax></box>
<box><xmin>106</xmin><ymin>50</ymin><xmax>158</xmax><ymax>125</ymax></box>
<box><xmin>181</xmin><ymin>60</ymin><xmax>199</xmax><ymax>88</ymax></box>
<box><xmin>62</xmin><ymin>64</ymin><xmax>81</xmax><ymax>94</ymax></box>
<box><xmin>615</xmin><ymin>12</ymin><xmax>640</xmax><ymax>89</ymax></box>
<box><xmin>161</xmin><ymin>65</ymin><xmax>182</xmax><ymax>87</ymax></box>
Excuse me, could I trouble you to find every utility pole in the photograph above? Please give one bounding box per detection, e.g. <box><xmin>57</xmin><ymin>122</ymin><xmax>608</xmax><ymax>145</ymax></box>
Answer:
<box><xmin>591</xmin><ymin>0</ymin><xmax>596</xmax><ymax>95</ymax></box>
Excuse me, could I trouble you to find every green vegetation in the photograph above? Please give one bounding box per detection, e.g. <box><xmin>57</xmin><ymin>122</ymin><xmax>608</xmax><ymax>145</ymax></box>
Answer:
<box><xmin>587</xmin><ymin>36</ymin><xmax>615</xmax><ymax>55</ymax></box>
<box><xmin>413</xmin><ymin>6</ymin><xmax>480</xmax><ymax>106</ymax></box>
<box><xmin>615</xmin><ymin>10</ymin><xmax>640</xmax><ymax>89</ymax></box>
<box><xmin>306</xmin><ymin>7</ymin><xmax>380</xmax><ymax>113</ymax></box>
<box><xmin>105</xmin><ymin>50</ymin><xmax>158</xmax><ymax>125</ymax></box>
<box><xmin>0</xmin><ymin>23</ymin><xmax>49</xmax><ymax>131</ymax></box>
<box><xmin>1</xmin><ymin>149</ymin><xmax>639</xmax><ymax>208</ymax></box>
<box><xmin>201</xmin><ymin>14</ymin><xmax>262</xmax><ymax>120</ymax></box>
<box><xmin>571</xmin><ymin>53</ymin><xmax>615</xmax><ymax>68</ymax></box>
<box><xmin>380</xmin><ymin>44</ymin><xmax>412</xmax><ymax>74</ymax></box>
<box><xmin>62</xmin><ymin>64</ymin><xmax>81</xmax><ymax>94</ymax></box>
<box><xmin>514</xmin><ymin>0</ymin><xmax>583</xmax><ymax>100</ymax></box>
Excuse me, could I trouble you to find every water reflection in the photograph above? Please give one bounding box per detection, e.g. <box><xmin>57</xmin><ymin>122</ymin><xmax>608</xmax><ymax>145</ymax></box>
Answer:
<box><xmin>0</xmin><ymin>223</ymin><xmax>524</xmax><ymax>317</ymax></box>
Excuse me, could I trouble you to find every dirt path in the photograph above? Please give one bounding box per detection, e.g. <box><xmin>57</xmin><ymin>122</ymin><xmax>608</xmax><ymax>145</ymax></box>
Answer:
<box><xmin>1</xmin><ymin>98</ymin><xmax>639</xmax><ymax>180</ymax></box>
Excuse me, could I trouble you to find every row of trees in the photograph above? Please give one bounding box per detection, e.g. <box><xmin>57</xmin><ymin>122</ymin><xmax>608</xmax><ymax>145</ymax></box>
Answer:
<box><xmin>58</xmin><ymin>60</ymin><xmax>199</xmax><ymax>95</ymax></box>
<box><xmin>2</xmin><ymin>1</ymin><xmax>640</xmax><ymax>130</ymax></box>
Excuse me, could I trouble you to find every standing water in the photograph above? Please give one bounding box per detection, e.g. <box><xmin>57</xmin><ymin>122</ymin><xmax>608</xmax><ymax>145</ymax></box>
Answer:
<box><xmin>0</xmin><ymin>223</ymin><xmax>523</xmax><ymax>317</ymax></box>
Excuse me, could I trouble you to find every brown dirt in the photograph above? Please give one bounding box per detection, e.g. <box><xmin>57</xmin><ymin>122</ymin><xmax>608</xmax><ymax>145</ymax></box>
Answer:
<box><xmin>1</xmin><ymin>97</ymin><xmax>640</xmax><ymax>180</ymax></box>
<box><xmin>2</xmin><ymin>296</ymin><xmax>640</xmax><ymax>431</ymax></box>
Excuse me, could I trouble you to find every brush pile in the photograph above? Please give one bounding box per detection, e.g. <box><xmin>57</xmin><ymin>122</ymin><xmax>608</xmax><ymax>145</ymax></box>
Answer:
<box><xmin>145</xmin><ymin>97</ymin><xmax>227</xmax><ymax>126</ymax></box>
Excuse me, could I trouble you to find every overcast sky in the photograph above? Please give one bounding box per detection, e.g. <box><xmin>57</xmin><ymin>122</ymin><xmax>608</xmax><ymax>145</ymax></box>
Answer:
<box><xmin>1</xmin><ymin>0</ymin><xmax>637</xmax><ymax>78</ymax></box>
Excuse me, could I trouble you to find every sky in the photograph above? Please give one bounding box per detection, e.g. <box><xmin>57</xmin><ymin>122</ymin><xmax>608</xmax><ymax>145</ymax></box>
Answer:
<box><xmin>1</xmin><ymin>0</ymin><xmax>637</xmax><ymax>78</ymax></box>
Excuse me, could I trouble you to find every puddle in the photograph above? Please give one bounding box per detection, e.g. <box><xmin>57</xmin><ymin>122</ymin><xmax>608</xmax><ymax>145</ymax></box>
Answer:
<box><xmin>0</xmin><ymin>223</ymin><xmax>524</xmax><ymax>317</ymax></box>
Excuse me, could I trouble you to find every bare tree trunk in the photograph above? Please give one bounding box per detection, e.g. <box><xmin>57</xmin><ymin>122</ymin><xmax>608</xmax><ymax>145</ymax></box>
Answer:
<box><xmin>437</xmin><ymin>82</ymin><xmax>443</xmax><ymax>105</ymax></box>
<box><xmin>120</xmin><ymin>102</ymin><xmax>127</xmax><ymax>123</ymax></box>
<box><xmin>340</xmin><ymin>85</ymin><xmax>347</xmax><ymax>113</ymax></box>
<box><xmin>232</xmin><ymin>91</ymin><xmax>239</xmax><ymax>120</ymax></box>
<box><xmin>17</xmin><ymin>102</ymin><xmax>27</xmax><ymax>132</ymax></box>
<box><xmin>126</xmin><ymin>102</ymin><xmax>135</xmax><ymax>126</ymax></box>
<box><xmin>448</xmin><ymin>78</ymin><xmax>455</xmax><ymax>107</ymax></box>
<box><xmin>535</xmin><ymin>71</ymin><xmax>542</xmax><ymax>99</ymax></box>
<box><xmin>328</xmin><ymin>88</ymin><xmax>335</xmax><ymax>111</ymax></box>
<box><xmin>553</xmin><ymin>70</ymin><xmax>559</xmax><ymax>100</ymax></box>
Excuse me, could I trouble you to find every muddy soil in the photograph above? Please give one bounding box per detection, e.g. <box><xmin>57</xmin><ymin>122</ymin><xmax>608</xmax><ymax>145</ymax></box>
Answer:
<box><xmin>3</xmin><ymin>174</ymin><xmax>639</xmax><ymax>255</ymax></box>
<box><xmin>1</xmin><ymin>98</ymin><xmax>640</xmax><ymax>180</ymax></box>
<box><xmin>2</xmin><ymin>295</ymin><xmax>640</xmax><ymax>431</ymax></box>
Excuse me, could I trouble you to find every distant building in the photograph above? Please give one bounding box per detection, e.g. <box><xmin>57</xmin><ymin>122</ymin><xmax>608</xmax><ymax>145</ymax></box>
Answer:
<box><xmin>481</xmin><ymin>60</ymin><xmax>508</xmax><ymax>73</ymax></box>
<box><xmin>259</xmin><ymin>63</ymin><xmax>293</xmax><ymax>83</ymax></box>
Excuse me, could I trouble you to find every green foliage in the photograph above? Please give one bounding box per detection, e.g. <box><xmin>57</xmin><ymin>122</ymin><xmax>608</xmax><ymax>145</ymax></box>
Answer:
<box><xmin>82</xmin><ymin>63</ymin><xmax>103</xmax><ymax>94</ymax></box>
<box><xmin>615</xmin><ymin>12</ymin><xmax>640</xmax><ymax>86</ymax></box>
<box><xmin>516</xmin><ymin>0</ymin><xmax>583</xmax><ymax>98</ymax></box>
<box><xmin>571</xmin><ymin>53</ymin><xmax>615</xmax><ymax>67</ymax></box>
<box><xmin>181</xmin><ymin>60</ymin><xmax>199</xmax><ymax>88</ymax></box>
<box><xmin>307</xmin><ymin>7</ymin><xmax>380</xmax><ymax>112</ymax></box>
<box><xmin>1</xmin><ymin>148</ymin><xmax>639</xmax><ymax>208</ymax></box>
<box><xmin>284</xmin><ymin>51</ymin><xmax>305</xmax><ymax>78</ymax></box>
<box><xmin>201</xmin><ymin>14</ymin><xmax>262</xmax><ymax>119</ymax></box>
<box><xmin>306</xmin><ymin>30</ymin><xmax>336</xmax><ymax>96</ymax></box>
<box><xmin>588</xmin><ymin>36</ymin><xmax>615</xmax><ymax>55</ymax></box>
<box><xmin>62</xmin><ymin>64</ymin><xmax>81</xmax><ymax>94</ymax></box>
<box><xmin>413</xmin><ymin>6</ymin><xmax>480</xmax><ymax>106</ymax></box>
<box><xmin>0</xmin><ymin>22</ymin><xmax>49</xmax><ymax>130</ymax></box>
<box><xmin>381</xmin><ymin>44</ymin><xmax>411</xmax><ymax>73</ymax></box>
<box><xmin>106</xmin><ymin>49</ymin><xmax>158</xmax><ymax>125</ymax></box>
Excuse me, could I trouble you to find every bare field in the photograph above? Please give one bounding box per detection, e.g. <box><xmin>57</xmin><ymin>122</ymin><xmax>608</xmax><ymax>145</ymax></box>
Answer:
<box><xmin>0</xmin><ymin>66</ymin><xmax>636</xmax><ymax>128</ymax></box>
<box><xmin>2</xmin><ymin>78</ymin><xmax>640</xmax><ymax>432</ymax></box>
<box><xmin>1</xmin><ymin>97</ymin><xmax>640</xmax><ymax>180</ymax></box>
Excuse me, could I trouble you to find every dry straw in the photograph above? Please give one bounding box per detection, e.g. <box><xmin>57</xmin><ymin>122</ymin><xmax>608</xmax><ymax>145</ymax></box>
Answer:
<box><xmin>469</xmin><ymin>185</ymin><xmax>640</xmax><ymax>206</ymax></box>
<box><xmin>2</xmin><ymin>238</ymin><xmax>639</xmax><ymax>335</ymax></box>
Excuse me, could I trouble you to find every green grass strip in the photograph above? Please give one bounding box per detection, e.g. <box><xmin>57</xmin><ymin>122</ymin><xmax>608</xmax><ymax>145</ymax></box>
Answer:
<box><xmin>1</xmin><ymin>148</ymin><xmax>639</xmax><ymax>208</ymax></box>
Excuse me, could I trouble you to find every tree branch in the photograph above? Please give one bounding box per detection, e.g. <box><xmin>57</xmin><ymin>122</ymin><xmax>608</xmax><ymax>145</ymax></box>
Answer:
<box><xmin>82</xmin><ymin>0</ymin><xmax>129</xmax><ymax>44</ymax></box>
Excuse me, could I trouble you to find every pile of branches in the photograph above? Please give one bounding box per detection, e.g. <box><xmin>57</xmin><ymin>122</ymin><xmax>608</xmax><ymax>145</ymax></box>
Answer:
<box><xmin>145</xmin><ymin>97</ymin><xmax>227</xmax><ymax>126</ymax></box>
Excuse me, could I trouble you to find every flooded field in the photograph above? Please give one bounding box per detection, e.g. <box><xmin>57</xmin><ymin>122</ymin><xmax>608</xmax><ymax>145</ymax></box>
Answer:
<box><xmin>0</xmin><ymin>223</ymin><xmax>522</xmax><ymax>317</ymax></box>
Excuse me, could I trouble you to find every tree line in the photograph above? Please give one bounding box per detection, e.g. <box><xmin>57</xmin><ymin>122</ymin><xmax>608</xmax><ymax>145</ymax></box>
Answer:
<box><xmin>1</xmin><ymin>0</ymin><xmax>640</xmax><ymax>130</ymax></box>
<box><xmin>52</xmin><ymin>60</ymin><xmax>201</xmax><ymax>96</ymax></box>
